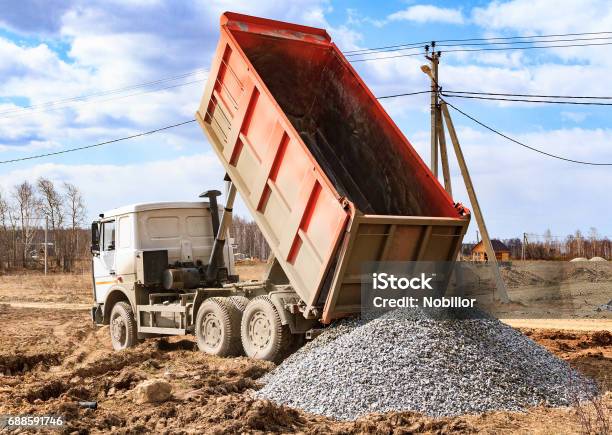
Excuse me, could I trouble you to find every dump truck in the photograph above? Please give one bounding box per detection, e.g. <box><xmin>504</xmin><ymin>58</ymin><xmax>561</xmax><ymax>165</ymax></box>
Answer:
<box><xmin>90</xmin><ymin>12</ymin><xmax>470</xmax><ymax>362</ymax></box>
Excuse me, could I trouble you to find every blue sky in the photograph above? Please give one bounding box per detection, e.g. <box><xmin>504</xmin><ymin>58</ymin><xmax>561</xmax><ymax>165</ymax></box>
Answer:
<box><xmin>1</xmin><ymin>0</ymin><xmax>612</xmax><ymax>242</ymax></box>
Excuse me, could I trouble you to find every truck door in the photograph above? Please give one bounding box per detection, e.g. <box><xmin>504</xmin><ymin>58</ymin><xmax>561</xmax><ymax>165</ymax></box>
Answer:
<box><xmin>93</xmin><ymin>220</ymin><xmax>116</xmax><ymax>303</ymax></box>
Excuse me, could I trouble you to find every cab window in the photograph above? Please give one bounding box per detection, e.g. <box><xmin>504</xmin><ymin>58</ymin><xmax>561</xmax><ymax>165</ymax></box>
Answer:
<box><xmin>102</xmin><ymin>221</ymin><xmax>116</xmax><ymax>251</ymax></box>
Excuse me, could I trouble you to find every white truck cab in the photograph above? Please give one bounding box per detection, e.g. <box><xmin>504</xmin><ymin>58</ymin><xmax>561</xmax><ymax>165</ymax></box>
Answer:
<box><xmin>92</xmin><ymin>201</ymin><xmax>235</xmax><ymax>306</ymax></box>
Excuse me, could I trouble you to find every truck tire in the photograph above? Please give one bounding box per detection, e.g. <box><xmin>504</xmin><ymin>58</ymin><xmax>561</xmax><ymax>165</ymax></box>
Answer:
<box><xmin>240</xmin><ymin>295</ymin><xmax>291</xmax><ymax>362</ymax></box>
<box><xmin>110</xmin><ymin>301</ymin><xmax>138</xmax><ymax>351</ymax></box>
<box><xmin>195</xmin><ymin>297</ymin><xmax>242</xmax><ymax>357</ymax></box>
<box><xmin>228</xmin><ymin>295</ymin><xmax>250</xmax><ymax>312</ymax></box>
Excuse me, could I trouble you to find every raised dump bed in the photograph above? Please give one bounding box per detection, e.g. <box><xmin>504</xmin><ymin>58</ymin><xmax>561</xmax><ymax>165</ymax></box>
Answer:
<box><xmin>197</xmin><ymin>12</ymin><xmax>470</xmax><ymax>323</ymax></box>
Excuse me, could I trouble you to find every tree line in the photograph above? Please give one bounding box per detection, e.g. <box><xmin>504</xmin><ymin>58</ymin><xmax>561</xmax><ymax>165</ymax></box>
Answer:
<box><xmin>462</xmin><ymin>228</ymin><xmax>612</xmax><ymax>260</ymax></box>
<box><xmin>232</xmin><ymin>221</ymin><xmax>612</xmax><ymax>262</ymax></box>
<box><xmin>0</xmin><ymin>178</ymin><xmax>87</xmax><ymax>272</ymax></box>
<box><xmin>503</xmin><ymin>228</ymin><xmax>612</xmax><ymax>260</ymax></box>
<box><xmin>3</xmin><ymin>180</ymin><xmax>606</xmax><ymax>273</ymax></box>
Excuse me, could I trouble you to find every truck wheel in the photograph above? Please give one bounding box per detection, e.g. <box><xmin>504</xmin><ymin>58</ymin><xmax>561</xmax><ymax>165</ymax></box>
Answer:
<box><xmin>228</xmin><ymin>295</ymin><xmax>250</xmax><ymax>312</ymax></box>
<box><xmin>195</xmin><ymin>297</ymin><xmax>242</xmax><ymax>357</ymax></box>
<box><xmin>240</xmin><ymin>295</ymin><xmax>291</xmax><ymax>362</ymax></box>
<box><xmin>110</xmin><ymin>301</ymin><xmax>138</xmax><ymax>350</ymax></box>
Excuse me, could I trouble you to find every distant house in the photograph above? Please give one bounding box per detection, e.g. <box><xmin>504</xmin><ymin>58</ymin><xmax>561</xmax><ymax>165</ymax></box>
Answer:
<box><xmin>471</xmin><ymin>239</ymin><xmax>510</xmax><ymax>262</ymax></box>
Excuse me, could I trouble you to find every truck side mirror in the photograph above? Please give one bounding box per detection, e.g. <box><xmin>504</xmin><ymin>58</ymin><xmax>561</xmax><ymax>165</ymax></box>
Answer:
<box><xmin>91</xmin><ymin>222</ymin><xmax>100</xmax><ymax>255</ymax></box>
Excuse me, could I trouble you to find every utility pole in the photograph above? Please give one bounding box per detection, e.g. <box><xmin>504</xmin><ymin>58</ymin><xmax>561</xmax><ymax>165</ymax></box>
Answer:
<box><xmin>426</xmin><ymin>43</ymin><xmax>439</xmax><ymax>177</ymax></box>
<box><xmin>441</xmin><ymin>103</ymin><xmax>509</xmax><ymax>302</ymax></box>
<box><xmin>521</xmin><ymin>232</ymin><xmax>527</xmax><ymax>261</ymax></box>
<box><xmin>424</xmin><ymin>45</ymin><xmax>452</xmax><ymax>195</ymax></box>
<box><xmin>437</xmin><ymin>111</ymin><xmax>453</xmax><ymax>196</ymax></box>
<box><xmin>44</xmin><ymin>215</ymin><xmax>48</xmax><ymax>276</ymax></box>
<box><xmin>421</xmin><ymin>55</ymin><xmax>509</xmax><ymax>303</ymax></box>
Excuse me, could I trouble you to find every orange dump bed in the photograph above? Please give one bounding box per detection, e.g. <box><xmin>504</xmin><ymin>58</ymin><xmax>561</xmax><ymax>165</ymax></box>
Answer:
<box><xmin>197</xmin><ymin>12</ymin><xmax>470</xmax><ymax>322</ymax></box>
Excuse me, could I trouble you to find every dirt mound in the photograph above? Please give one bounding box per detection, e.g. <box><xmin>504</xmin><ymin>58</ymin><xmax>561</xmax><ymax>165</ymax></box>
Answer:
<box><xmin>501</xmin><ymin>268</ymin><xmax>550</xmax><ymax>288</ymax></box>
<box><xmin>73</xmin><ymin>342</ymin><xmax>160</xmax><ymax>378</ymax></box>
<box><xmin>23</xmin><ymin>379</ymin><xmax>67</xmax><ymax>403</ymax></box>
<box><xmin>591</xmin><ymin>330</ymin><xmax>612</xmax><ymax>346</ymax></box>
<box><xmin>566</xmin><ymin>266</ymin><xmax>612</xmax><ymax>282</ymax></box>
<box><xmin>0</xmin><ymin>352</ymin><xmax>62</xmax><ymax>375</ymax></box>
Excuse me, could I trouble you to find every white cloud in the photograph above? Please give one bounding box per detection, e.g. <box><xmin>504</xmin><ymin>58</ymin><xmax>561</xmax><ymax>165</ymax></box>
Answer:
<box><xmin>472</xmin><ymin>0</ymin><xmax>612</xmax><ymax>63</ymax></box>
<box><xmin>388</xmin><ymin>5</ymin><xmax>464</xmax><ymax>24</ymax></box>
<box><xmin>472</xmin><ymin>0</ymin><xmax>612</xmax><ymax>34</ymax></box>
<box><xmin>0</xmin><ymin>140</ymin><xmax>61</xmax><ymax>154</ymax></box>
<box><xmin>561</xmin><ymin>112</ymin><xmax>588</xmax><ymax>123</ymax></box>
<box><xmin>0</xmin><ymin>0</ymin><xmax>342</xmax><ymax>157</ymax></box>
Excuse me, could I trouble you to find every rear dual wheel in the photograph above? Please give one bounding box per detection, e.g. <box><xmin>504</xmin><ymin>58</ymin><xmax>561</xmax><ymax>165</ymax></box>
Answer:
<box><xmin>195</xmin><ymin>295</ymin><xmax>292</xmax><ymax>362</ymax></box>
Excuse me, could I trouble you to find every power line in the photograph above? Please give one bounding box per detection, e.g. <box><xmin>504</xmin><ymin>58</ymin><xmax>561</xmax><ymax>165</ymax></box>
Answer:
<box><xmin>442</xmin><ymin>98</ymin><xmax>612</xmax><ymax>166</ymax></box>
<box><xmin>436</xmin><ymin>35</ymin><xmax>612</xmax><ymax>48</ymax></box>
<box><xmin>2</xmin><ymin>32</ymin><xmax>609</xmax><ymax>118</ymax></box>
<box><xmin>0</xmin><ymin>68</ymin><xmax>207</xmax><ymax>116</ymax></box>
<box><xmin>442</xmin><ymin>93</ymin><xmax>612</xmax><ymax>106</ymax></box>
<box><xmin>346</xmin><ymin>34</ymin><xmax>612</xmax><ymax>57</ymax></box>
<box><xmin>443</xmin><ymin>90</ymin><xmax>612</xmax><ymax>100</ymax></box>
<box><xmin>442</xmin><ymin>40</ymin><xmax>612</xmax><ymax>54</ymax></box>
<box><xmin>0</xmin><ymin>90</ymin><xmax>432</xmax><ymax>164</ymax></box>
<box><xmin>2</xmin><ymin>30</ymin><xmax>611</xmax><ymax>116</ymax></box>
<box><xmin>377</xmin><ymin>90</ymin><xmax>430</xmax><ymax>99</ymax></box>
<box><xmin>350</xmin><ymin>41</ymin><xmax>612</xmax><ymax>62</ymax></box>
<box><xmin>350</xmin><ymin>51</ymin><xmax>428</xmax><ymax>62</ymax></box>
<box><xmin>343</xmin><ymin>30</ymin><xmax>612</xmax><ymax>55</ymax></box>
<box><xmin>0</xmin><ymin>120</ymin><xmax>196</xmax><ymax>165</ymax></box>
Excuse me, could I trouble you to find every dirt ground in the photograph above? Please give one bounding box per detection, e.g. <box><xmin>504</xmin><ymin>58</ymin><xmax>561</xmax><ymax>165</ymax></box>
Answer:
<box><xmin>460</xmin><ymin>260</ymin><xmax>612</xmax><ymax>319</ymax></box>
<box><xmin>0</xmin><ymin>262</ymin><xmax>610</xmax><ymax>434</ymax></box>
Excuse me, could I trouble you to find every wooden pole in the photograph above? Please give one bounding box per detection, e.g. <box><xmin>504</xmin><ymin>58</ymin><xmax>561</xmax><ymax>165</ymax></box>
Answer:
<box><xmin>44</xmin><ymin>215</ymin><xmax>48</xmax><ymax>276</ymax></box>
<box><xmin>429</xmin><ymin>51</ymin><xmax>439</xmax><ymax>177</ymax></box>
<box><xmin>436</xmin><ymin>109</ymin><xmax>452</xmax><ymax>196</ymax></box>
<box><xmin>440</xmin><ymin>102</ymin><xmax>509</xmax><ymax>303</ymax></box>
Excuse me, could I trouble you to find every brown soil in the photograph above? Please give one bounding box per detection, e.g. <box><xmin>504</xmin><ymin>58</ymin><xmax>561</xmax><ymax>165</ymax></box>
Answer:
<box><xmin>235</xmin><ymin>261</ymin><xmax>267</xmax><ymax>281</ymax></box>
<box><xmin>0</xmin><ymin>265</ymin><xmax>610</xmax><ymax>434</ymax></box>
<box><xmin>0</xmin><ymin>273</ymin><xmax>91</xmax><ymax>304</ymax></box>
<box><xmin>473</xmin><ymin>261</ymin><xmax>612</xmax><ymax>319</ymax></box>
<box><xmin>519</xmin><ymin>328</ymin><xmax>612</xmax><ymax>393</ymax></box>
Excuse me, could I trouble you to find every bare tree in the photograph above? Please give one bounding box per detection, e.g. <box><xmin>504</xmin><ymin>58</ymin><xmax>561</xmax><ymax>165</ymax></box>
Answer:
<box><xmin>13</xmin><ymin>181</ymin><xmax>40</xmax><ymax>267</ymax></box>
<box><xmin>64</xmin><ymin>182</ymin><xmax>86</xmax><ymax>229</ymax></box>
<box><xmin>38</xmin><ymin>178</ymin><xmax>64</xmax><ymax>229</ymax></box>
<box><xmin>0</xmin><ymin>190</ymin><xmax>9</xmax><ymax>270</ymax></box>
<box><xmin>231</xmin><ymin>215</ymin><xmax>271</xmax><ymax>260</ymax></box>
<box><xmin>38</xmin><ymin>177</ymin><xmax>65</xmax><ymax>267</ymax></box>
<box><xmin>63</xmin><ymin>182</ymin><xmax>86</xmax><ymax>271</ymax></box>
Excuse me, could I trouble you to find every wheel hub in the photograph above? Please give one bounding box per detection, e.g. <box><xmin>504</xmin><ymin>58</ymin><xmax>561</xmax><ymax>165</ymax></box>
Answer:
<box><xmin>248</xmin><ymin>310</ymin><xmax>271</xmax><ymax>350</ymax></box>
<box><xmin>202</xmin><ymin>313</ymin><xmax>222</xmax><ymax>348</ymax></box>
<box><xmin>111</xmin><ymin>316</ymin><xmax>126</xmax><ymax>345</ymax></box>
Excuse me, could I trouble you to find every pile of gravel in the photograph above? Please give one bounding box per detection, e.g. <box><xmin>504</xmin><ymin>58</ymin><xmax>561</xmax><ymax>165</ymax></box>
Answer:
<box><xmin>255</xmin><ymin>309</ymin><xmax>596</xmax><ymax>420</ymax></box>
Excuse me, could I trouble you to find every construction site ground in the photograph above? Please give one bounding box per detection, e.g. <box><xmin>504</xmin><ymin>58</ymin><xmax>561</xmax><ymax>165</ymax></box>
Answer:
<box><xmin>0</xmin><ymin>261</ymin><xmax>610</xmax><ymax>434</ymax></box>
